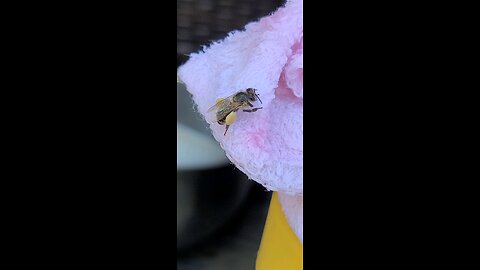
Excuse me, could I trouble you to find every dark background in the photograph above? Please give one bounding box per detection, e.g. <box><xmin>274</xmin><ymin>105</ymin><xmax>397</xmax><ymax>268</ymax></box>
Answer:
<box><xmin>177</xmin><ymin>0</ymin><xmax>283</xmax><ymax>67</ymax></box>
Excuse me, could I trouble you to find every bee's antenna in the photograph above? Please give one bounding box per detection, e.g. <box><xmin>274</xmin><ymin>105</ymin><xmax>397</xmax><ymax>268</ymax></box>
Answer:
<box><xmin>254</xmin><ymin>89</ymin><xmax>262</xmax><ymax>104</ymax></box>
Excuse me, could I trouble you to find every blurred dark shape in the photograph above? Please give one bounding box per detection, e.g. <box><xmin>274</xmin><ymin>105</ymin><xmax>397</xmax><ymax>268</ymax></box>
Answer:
<box><xmin>177</xmin><ymin>82</ymin><xmax>254</xmax><ymax>252</ymax></box>
<box><xmin>177</xmin><ymin>0</ymin><xmax>284</xmax><ymax>67</ymax></box>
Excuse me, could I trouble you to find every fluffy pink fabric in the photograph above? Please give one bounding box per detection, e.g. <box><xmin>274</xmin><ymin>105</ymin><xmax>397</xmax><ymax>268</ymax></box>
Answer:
<box><xmin>178</xmin><ymin>0</ymin><xmax>303</xmax><ymax>196</ymax></box>
<box><xmin>279</xmin><ymin>192</ymin><xmax>303</xmax><ymax>243</ymax></box>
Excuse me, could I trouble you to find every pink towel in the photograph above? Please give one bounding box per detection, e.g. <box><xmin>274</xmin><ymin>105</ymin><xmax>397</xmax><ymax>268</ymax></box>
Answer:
<box><xmin>178</xmin><ymin>0</ymin><xmax>303</xmax><ymax>197</ymax></box>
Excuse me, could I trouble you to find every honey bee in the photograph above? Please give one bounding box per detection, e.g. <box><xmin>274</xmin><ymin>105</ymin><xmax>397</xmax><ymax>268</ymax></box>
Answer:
<box><xmin>207</xmin><ymin>88</ymin><xmax>263</xmax><ymax>135</ymax></box>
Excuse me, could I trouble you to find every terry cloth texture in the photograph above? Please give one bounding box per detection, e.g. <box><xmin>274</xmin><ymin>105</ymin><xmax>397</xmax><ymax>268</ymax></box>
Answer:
<box><xmin>278</xmin><ymin>192</ymin><xmax>303</xmax><ymax>243</ymax></box>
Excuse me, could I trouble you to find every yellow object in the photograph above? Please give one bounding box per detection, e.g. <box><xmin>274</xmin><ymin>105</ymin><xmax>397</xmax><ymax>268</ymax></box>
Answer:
<box><xmin>225</xmin><ymin>111</ymin><xmax>237</xmax><ymax>125</ymax></box>
<box><xmin>256</xmin><ymin>192</ymin><xmax>303</xmax><ymax>270</ymax></box>
<box><xmin>216</xmin><ymin>98</ymin><xmax>224</xmax><ymax>103</ymax></box>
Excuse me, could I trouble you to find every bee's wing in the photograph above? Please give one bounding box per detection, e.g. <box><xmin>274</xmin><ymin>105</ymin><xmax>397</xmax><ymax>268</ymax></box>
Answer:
<box><xmin>206</xmin><ymin>98</ymin><xmax>228</xmax><ymax>123</ymax></box>
<box><xmin>207</xmin><ymin>98</ymin><xmax>229</xmax><ymax>113</ymax></box>
<box><xmin>206</xmin><ymin>97</ymin><xmax>243</xmax><ymax>124</ymax></box>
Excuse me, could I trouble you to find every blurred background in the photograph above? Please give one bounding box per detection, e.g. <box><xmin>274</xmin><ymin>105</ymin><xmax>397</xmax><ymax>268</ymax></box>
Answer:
<box><xmin>177</xmin><ymin>0</ymin><xmax>283</xmax><ymax>269</ymax></box>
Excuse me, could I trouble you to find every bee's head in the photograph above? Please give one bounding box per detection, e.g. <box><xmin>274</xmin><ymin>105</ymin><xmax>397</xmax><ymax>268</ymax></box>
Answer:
<box><xmin>246</xmin><ymin>88</ymin><xmax>262</xmax><ymax>104</ymax></box>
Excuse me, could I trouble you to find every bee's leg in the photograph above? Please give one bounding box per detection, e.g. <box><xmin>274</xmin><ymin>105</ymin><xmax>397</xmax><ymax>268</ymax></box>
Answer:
<box><xmin>243</xmin><ymin>107</ymin><xmax>263</xmax><ymax>112</ymax></box>
<box><xmin>247</xmin><ymin>101</ymin><xmax>254</xmax><ymax>107</ymax></box>
<box><xmin>223</xmin><ymin>111</ymin><xmax>237</xmax><ymax>136</ymax></box>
